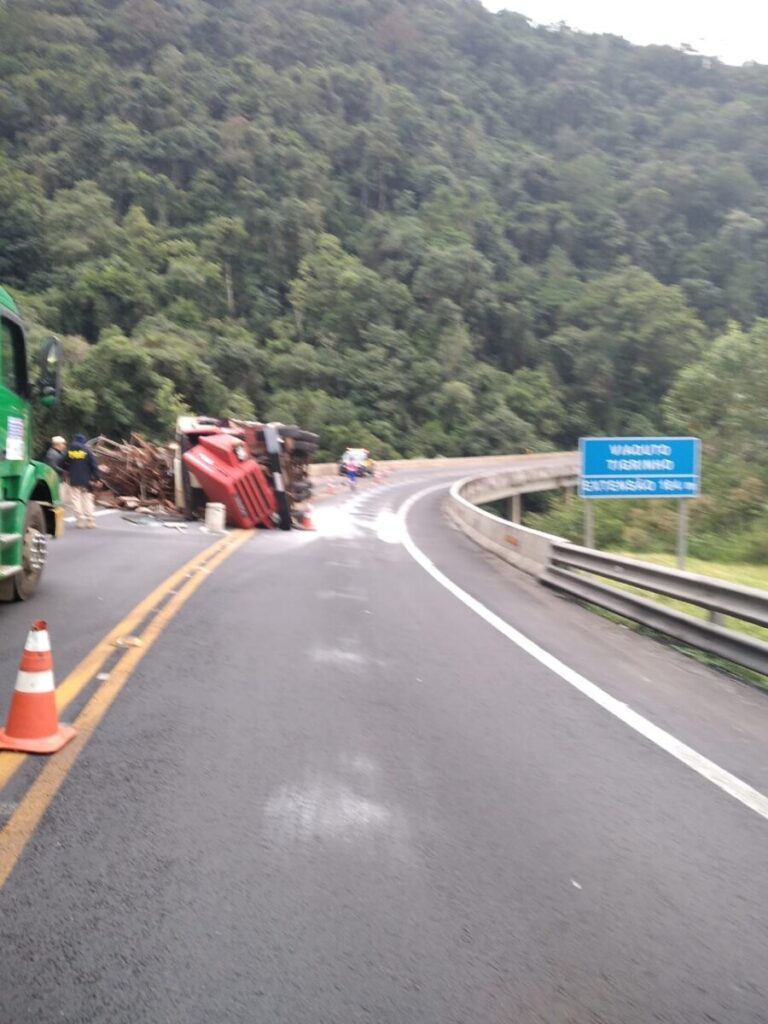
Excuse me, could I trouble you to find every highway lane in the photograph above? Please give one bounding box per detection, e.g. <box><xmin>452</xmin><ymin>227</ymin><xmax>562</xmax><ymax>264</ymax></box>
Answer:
<box><xmin>1</xmin><ymin>471</ymin><xmax>767</xmax><ymax>1023</ymax></box>
<box><xmin>0</xmin><ymin>511</ymin><xmax>218</xmax><ymax>709</ymax></box>
<box><xmin>409</xmin><ymin>483</ymin><xmax>768</xmax><ymax>800</ymax></box>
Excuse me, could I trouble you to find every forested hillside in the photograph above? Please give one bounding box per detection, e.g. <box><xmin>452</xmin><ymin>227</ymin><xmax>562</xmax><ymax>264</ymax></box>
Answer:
<box><xmin>2</xmin><ymin>0</ymin><xmax>768</xmax><ymax>521</ymax></box>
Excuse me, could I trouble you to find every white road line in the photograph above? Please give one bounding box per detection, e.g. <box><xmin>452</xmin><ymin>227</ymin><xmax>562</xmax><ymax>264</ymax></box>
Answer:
<box><xmin>399</xmin><ymin>483</ymin><xmax>768</xmax><ymax>823</ymax></box>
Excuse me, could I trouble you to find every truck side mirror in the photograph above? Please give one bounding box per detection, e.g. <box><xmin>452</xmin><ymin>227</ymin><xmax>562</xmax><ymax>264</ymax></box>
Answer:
<box><xmin>36</xmin><ymin>336</ymin><xmax>62</xmax><ymax>407</ymax></box>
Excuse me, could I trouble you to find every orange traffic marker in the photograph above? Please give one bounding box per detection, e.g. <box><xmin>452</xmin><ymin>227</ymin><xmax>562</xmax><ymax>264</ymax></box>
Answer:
<box><xmin>302</xmin><ymin>505</ymin><xmax>317</xmax><ymax>531</ymax></box>
<box><xmin>0</xmin><ymin>621</ymin><xmax>75</xmax><ymax>754</ymax></box>
<box><xmin>325</xmin><ymin>479</ymin><xmax>336</xmax><ymax>495</ymax></box>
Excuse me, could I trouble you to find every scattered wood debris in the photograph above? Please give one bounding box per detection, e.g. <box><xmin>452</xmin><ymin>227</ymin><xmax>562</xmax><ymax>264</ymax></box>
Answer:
<box><xmin>90</xmin><ymin>419</ymin><xmax>321</xmax><ymax>526</ymax></box>
<box><xmin>90</xmin><ymin>434</ymin><xmax>177</xmax><ymax>511</ymax></box>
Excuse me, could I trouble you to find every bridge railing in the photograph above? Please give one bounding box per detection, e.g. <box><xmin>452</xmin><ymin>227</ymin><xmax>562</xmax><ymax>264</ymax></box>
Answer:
<box><xmin>445</xmin><ymin>455</ymin><xmax>578</xmax><ymax>576</ymax></box>
<box><xmin>309</xmin><ymin>451</ymin><xmax>574</xmax><ymax>478</ymax></box>
<box><xmin>541</xmin><ymin>543</ymin><xmax>768</xmax><ymax>676</ymax></box>
<box><xmin>445</xmin><ymin>457</ymin><xmax>768</xmax><ymax>677</ymax></box>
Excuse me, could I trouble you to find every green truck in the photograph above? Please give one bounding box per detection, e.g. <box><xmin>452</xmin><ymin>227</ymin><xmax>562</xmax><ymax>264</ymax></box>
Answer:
<box><xmin>0</xmin><ymin>286</ymin><xmax>63</xmax><ymax>600</ymax></box>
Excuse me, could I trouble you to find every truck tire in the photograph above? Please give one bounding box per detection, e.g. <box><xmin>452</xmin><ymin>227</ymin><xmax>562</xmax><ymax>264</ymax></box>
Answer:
<box><xmin>0</xmin><ymin>501</ymin><xmax>47</xmax><ymax>602</ymax></box>
<box><xmin>279</xmin><ymin>426</ymin><xmax>320</xmax><ymax>445</ymax></box>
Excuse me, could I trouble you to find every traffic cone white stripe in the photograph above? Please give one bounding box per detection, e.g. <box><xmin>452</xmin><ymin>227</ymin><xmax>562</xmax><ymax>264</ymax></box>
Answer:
<box><xmin>23</xmin><ymin>630</ymin><xmax>51</xmax><ymax>653</ymax></box>
<box><xmin>14</xmin><ymin>669</ymin><xmax>56</xmax><ymax>694</ymax></box>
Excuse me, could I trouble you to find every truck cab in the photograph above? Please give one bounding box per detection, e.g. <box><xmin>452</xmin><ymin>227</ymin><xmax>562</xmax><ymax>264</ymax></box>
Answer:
<box><xmin>0</xmin><ymin>286</ymin><xmax>63</xmax><ymax>599</ymax></box>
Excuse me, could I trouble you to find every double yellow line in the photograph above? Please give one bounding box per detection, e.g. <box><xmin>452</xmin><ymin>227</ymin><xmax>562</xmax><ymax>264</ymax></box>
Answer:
<box><xmin>0</xmin><ymin>529</ymin><xmax>251</xmax><ymax>888</ymax></box>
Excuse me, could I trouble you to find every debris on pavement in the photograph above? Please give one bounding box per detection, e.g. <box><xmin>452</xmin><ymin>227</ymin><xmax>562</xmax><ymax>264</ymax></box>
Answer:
<box><xmin>112</xmin><ymin>636</ymin><xmax>144</xmax><ymax>649</ymax></box>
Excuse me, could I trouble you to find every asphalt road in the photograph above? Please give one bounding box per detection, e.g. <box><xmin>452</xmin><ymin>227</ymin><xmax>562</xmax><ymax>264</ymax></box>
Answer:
<box><xmin>0</xmin><ymin>508</ymin><xmax>216</xmax><ymax>707</ymax></box>
<box><xmin>1</xmin><ymin>473</ymin><xmax>768</xmax><ymax>1023</ymax></box>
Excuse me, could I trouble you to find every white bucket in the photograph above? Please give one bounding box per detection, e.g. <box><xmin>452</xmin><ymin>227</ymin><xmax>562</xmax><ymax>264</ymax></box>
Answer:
<box><xmin>204</xmin><ymin>502</ymin><xmax>227</xmax><ymax>533</ymax></box>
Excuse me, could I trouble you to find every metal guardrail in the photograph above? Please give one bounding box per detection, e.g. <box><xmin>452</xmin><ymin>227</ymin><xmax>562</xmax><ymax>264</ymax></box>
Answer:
<box><xmin>445</xmin><ymin>459</ymin><xmax>768</xmax><ymax>677</ymax></box>
<box><xmin>541</xmin><ymin>543</ymin><xmax>768</xmax><ymax>676</ymax></box>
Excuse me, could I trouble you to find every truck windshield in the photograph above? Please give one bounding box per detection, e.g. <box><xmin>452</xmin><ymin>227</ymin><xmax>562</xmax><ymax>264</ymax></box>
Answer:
<box><xmin>0</xmin><ymin>314</ymin><xmax>29</xmax><ymax>398</ymax></box>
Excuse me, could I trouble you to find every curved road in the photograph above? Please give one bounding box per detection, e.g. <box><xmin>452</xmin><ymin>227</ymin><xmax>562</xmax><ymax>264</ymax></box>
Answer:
<box><xmin>1</xmin><ymin>467</ymin><xmax>768</xmax><ymax>1023</ymax></box>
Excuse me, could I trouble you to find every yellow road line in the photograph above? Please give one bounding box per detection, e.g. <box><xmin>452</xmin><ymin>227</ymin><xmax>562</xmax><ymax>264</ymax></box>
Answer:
<box><xmin>0</xmin><ymin>529</ymin><xmax>251</xmax><ymax>889</ymax></box>
<box><xmin>0</xmin><ymin>533</ymin><xmax>232</xmax><ymax>792</ymax></box>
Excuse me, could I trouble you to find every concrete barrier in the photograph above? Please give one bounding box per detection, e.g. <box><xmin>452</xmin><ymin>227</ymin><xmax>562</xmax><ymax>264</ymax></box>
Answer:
<box><xmin>309</xmin><ymin>451</ymin><xmax>571</xmax><ymax>479</ymax></box>
<box><xmin>445</xmin><ymin>454</ymin><xmax>578</xmax><ymax>576</ymax></box>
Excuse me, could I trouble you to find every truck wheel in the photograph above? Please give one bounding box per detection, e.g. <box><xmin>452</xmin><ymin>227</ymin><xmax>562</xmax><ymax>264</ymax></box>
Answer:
<box><xmin>297</xmin><ymin>430</ymin><xmax>320</xmax><ymax>446</ymax></box>
<box><xmin>0</xmin><ymin>502</ymin><xmax>47</xmax><ymax>602</ymax></box>
<box><xmin>277</xmin><ymin>425</ymin><xmax>301</xmax><ymax>439</ymax></box>
<box><xmin>279</xmin><ymin>426</ymin><xmax>320</xmax><ymax>445</ymax></box>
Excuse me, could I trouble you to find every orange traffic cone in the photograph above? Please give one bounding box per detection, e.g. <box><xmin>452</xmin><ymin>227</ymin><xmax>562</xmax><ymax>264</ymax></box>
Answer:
<box><xmin>301</xmin><ymin>505</ymin><xmax>317</xmax><ymax>531</ymax></box>
<box><xmin>325</xmin><ymin>479</ymin><xmax>336</xmax><ymax>495</ymax></box>
<box><xmin>0</xmin><ymin>621</ymin><xmax>75</xmax><ymax>754</ymax></box>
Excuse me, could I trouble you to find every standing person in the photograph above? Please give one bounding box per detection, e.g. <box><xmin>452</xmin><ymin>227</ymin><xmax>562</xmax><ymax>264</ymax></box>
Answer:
<box><xmin>345</xmin><ymin>460</ymin><xmax>358</xmax><ymax>492</ymax></box>
<box><xmin>44</xmin><ymin>435</ymin><xmax>66</xmax><ymax>472</ymax></box>
<box><xmin>62</xmin><ymin>433</ymin><xmax>100</xmax><ymax>529</ymax></box>
<box><xmin>45</xmin><ymin>435</ymin><xmax>70</xmax><ymax>509</ymax></box>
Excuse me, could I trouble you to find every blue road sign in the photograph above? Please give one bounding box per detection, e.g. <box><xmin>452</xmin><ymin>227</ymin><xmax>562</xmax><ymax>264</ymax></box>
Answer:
<box><xmin>579</xmin><ymin>437</ymin><xmax>701</xmax><ymax>499</ymax></box>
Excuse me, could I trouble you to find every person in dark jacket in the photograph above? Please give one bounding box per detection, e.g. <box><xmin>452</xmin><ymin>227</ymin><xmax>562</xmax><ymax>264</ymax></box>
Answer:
<box><xmin>62</xmin><ymin>433</ymin><xmax>100</xmax><ymax>528</ymax></box>
<box><xmin>44</xmin><ymin>435</ymin><xmax>70</xmax><ymax>509</ymax></box>
<box><xmin>44</xmin><ymin>435</ymin><xmax>66</xmax><ymax>474</ymax></box>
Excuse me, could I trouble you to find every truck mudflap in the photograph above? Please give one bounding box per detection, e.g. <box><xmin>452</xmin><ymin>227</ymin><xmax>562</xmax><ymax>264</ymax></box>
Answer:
<box><xmin>182</xmin><ymin>434</ymin><xmax>277</xmax><ymax>529</ymax></box>
<box><xmin>30</xmin><ymin>499</ymin><xmax>65</xmax><ymax>539</ymax></box>
<box><xmin>51</xmin><ymin>504</ymin><xmax>65</xmax><ymax>538</ymax></box>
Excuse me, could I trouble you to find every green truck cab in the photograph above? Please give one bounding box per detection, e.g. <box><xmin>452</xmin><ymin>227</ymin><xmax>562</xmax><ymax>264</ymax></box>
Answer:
<box><xmin>0</xmin><ymin>286</ymin><xmax>63</xmax><ymax>600</ymax></box>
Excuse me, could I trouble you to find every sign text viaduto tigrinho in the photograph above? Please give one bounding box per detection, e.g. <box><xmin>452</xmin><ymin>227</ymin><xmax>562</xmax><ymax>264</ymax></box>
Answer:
<box><xmin>578</xmin><ymin>437</ymin><xmax>701</xmax><ymax>499</ymax></box>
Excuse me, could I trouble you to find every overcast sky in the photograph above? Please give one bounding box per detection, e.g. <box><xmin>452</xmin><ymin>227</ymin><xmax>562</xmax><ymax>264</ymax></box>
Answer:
<box><xmin>481</xmin><ymin>2</ymin><xmax>768</xmax><ymax>66</ymax></box>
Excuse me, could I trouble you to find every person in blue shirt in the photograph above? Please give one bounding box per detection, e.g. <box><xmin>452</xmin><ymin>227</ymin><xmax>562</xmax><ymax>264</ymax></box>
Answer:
<box><xmin>61</xmin><ymin>434</ymin><xmax>101</xmax><ymax>528</ymax></box>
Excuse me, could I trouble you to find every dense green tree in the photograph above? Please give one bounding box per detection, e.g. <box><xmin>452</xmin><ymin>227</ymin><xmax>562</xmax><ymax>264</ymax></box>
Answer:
<box><xmin>45</xmin><ymin>182</ymin><xmax>117</xmax><ymax>267</ymax></box>
<box><xmin>665</xmin><ymin>321</ymin><xmax>768</xmax><ymax>464</ymax></box>
<box><xmin>0</xmin><ymin>160</ymin><xmax>48</xmax><ymax>287</ymax></box>
<box><xmin>2</xmin><ymin>0</ymin><xmax>768</xmax><ymax>469</ymax></box>
<box><xmin>72</xmin><ymin>333</ymin><xmax>188</xmax><ymax>440</ymax></box>
<box><xmin>546</xmin><ymin>265</ymin><xmax>705</xmax><ymax>433</ymax></box>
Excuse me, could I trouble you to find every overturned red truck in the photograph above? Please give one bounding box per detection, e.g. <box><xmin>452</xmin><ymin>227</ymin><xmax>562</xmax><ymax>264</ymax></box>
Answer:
<box><xmin>92</xmin><ymin>418</ymin><xmax>320</xmax><ymax>530</ymax></box>
<box><xmin>175</xmin><ymin>416</ymin><xmax>319</xmax><ymax>530</ymax></box>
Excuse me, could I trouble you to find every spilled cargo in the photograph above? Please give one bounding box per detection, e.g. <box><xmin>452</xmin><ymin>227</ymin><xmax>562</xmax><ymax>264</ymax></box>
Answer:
<box><xmin>93</xmin><ymin>416</ymin><xmax>320</xmax><ymax>530</ymax></box>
